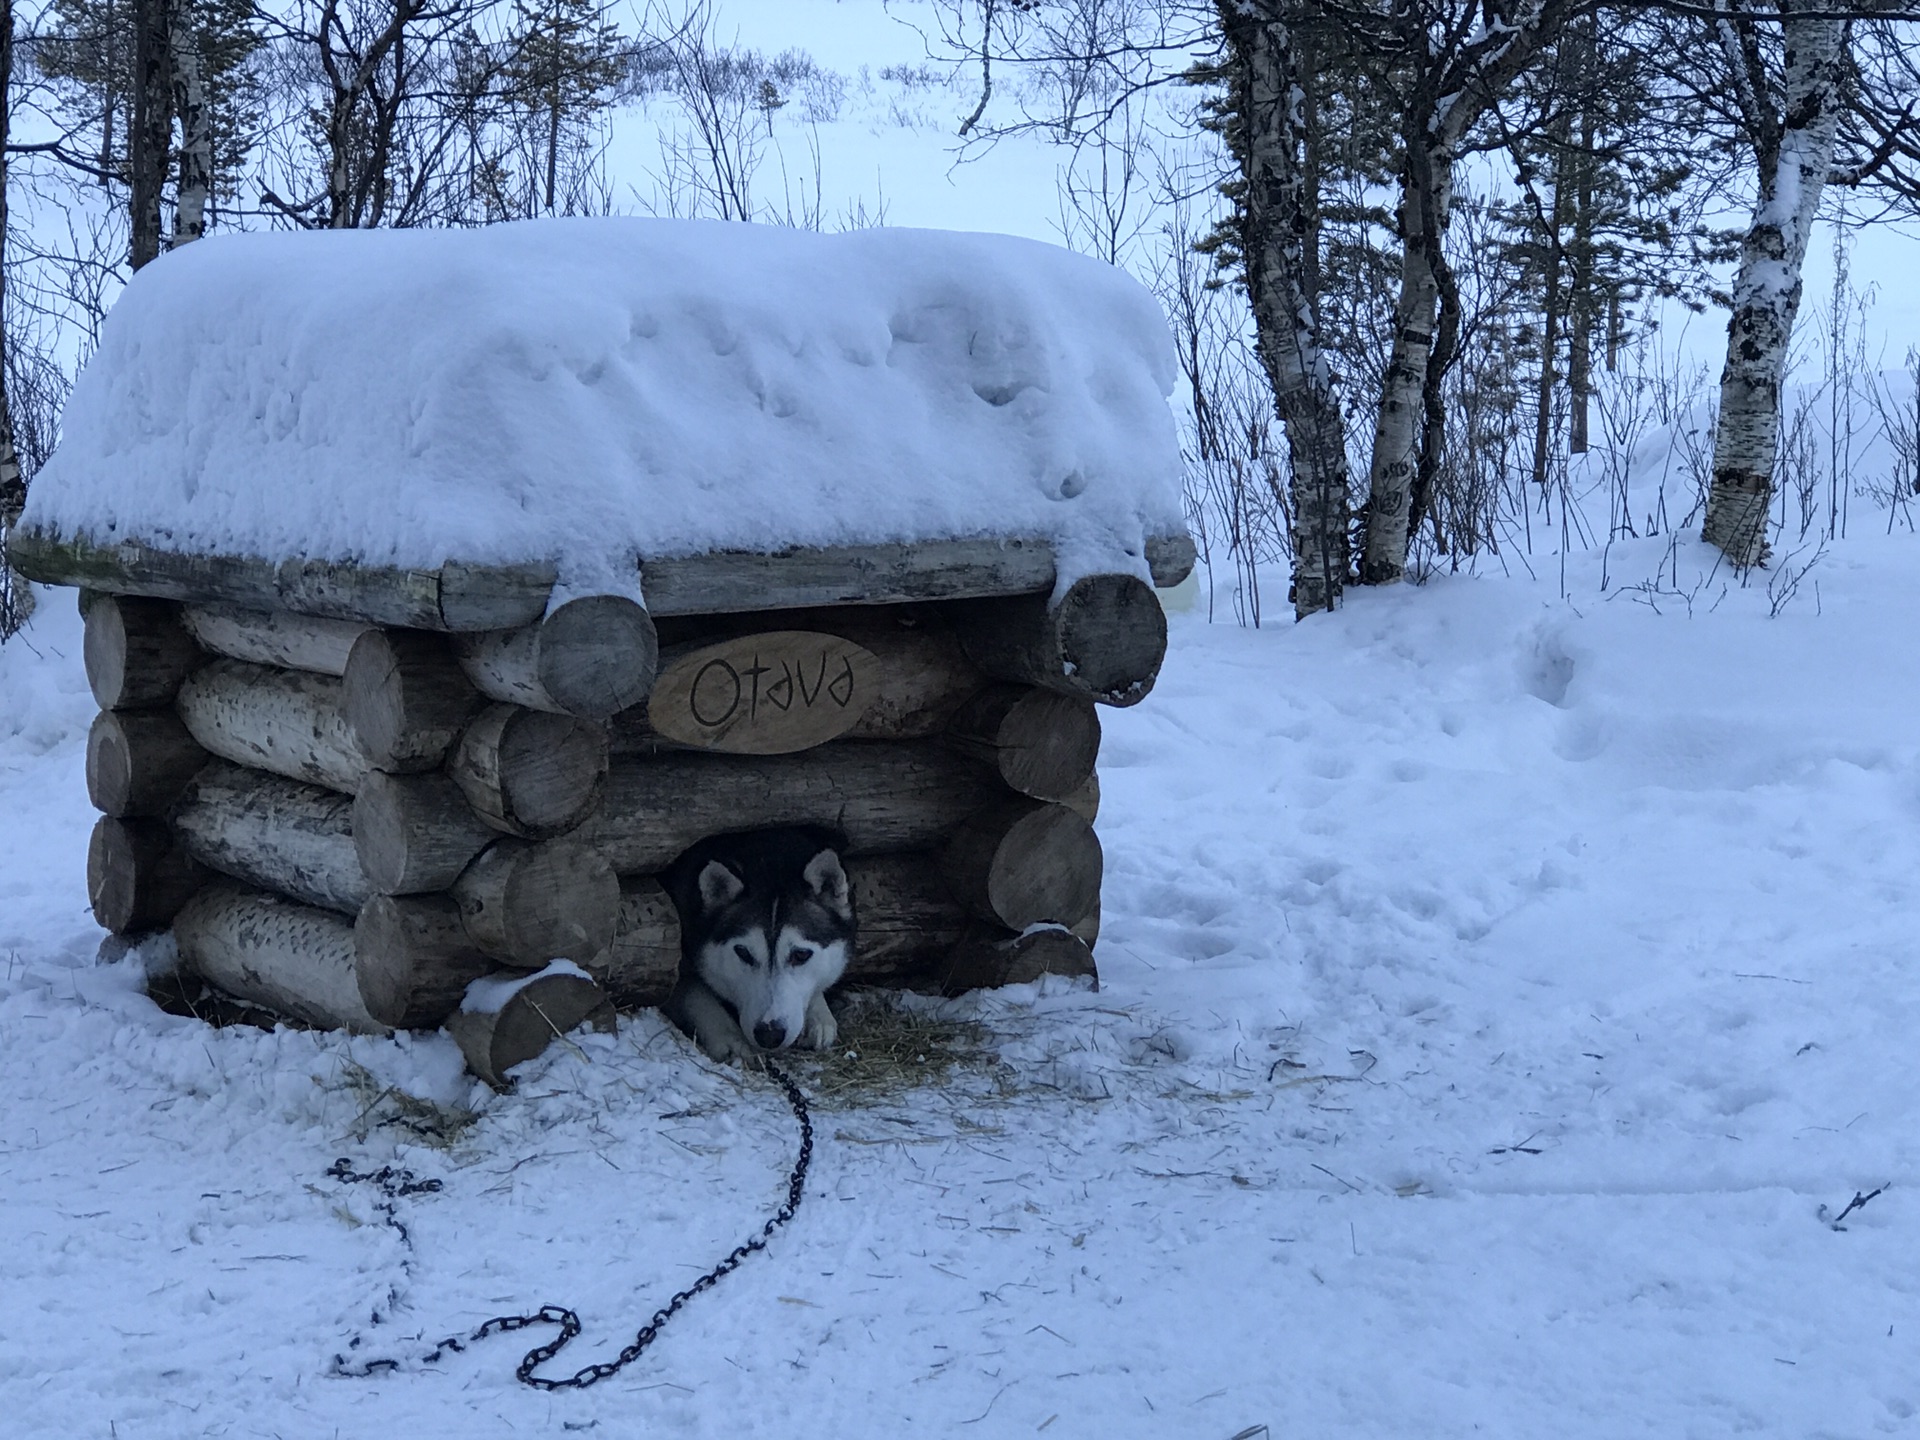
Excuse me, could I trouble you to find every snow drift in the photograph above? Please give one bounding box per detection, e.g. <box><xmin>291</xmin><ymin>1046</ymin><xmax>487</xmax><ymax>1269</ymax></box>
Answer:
<box><xmin>22</xmin><ymin>219</ymin><xmax>1184</xmax><ymax>590</ymax></box>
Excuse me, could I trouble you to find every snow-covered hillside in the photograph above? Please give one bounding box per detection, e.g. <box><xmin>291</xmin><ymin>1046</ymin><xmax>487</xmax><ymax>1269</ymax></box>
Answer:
<box><xmin>3</xmin><ymin>530</ymin><xmax>1916</xmax><ymax>1437</ymax></box>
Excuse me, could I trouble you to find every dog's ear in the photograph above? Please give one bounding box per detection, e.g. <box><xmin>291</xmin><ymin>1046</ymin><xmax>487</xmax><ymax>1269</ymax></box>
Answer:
<box><xmin>802</xmin><ymin>848</ymin><xmax>851</xmax><ymax>918</ymax></box>
<box><xmin>697</xmin><ymin>859</ymin><xmax>745</xmax><ymax>912</ymax></box>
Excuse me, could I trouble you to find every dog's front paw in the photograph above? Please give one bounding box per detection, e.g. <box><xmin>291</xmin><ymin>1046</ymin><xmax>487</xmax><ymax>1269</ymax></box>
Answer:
<box><xmin>695</xmin><ymin>1023</ymin><xmax>756</xmax><ymax>1066</ymax></box>
<box><xmin>798</xmin><ymin>994</ymin><xmax>839</xmax><ymax>1050</ymax></box>
<box><xmin>669</xmin><ymin>981</ymin><xmax>758</xmax><ymax>1066</ymax></box>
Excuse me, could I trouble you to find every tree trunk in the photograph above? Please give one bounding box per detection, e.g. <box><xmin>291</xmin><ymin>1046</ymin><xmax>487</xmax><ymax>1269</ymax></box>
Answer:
<box><xmin>545</xmin><ymin>93</ymin><xmax>561</xmax><ymax>212</ymax></box>
<box><xmin>0</xmin><ymin>0</ymin><xmax>26</xmax><ymax>643</ymax></box>
<box><xmin>1357</xmin><ymin>3</ymin><xmax>1560</xmax><ymax>584</ymax></box>
<box><xmin>1701</xmin><ymin>17</ymin><xmax>1847</xmax><ymax>567</ymax></box>
<box><xmin>1361</xmin><ymin>134</ymin><xmax>1451</xmax><ymax>585</ymax></box>
<box><xmin>168</xmin><ymin>0</ymin><xmax>210</xmax><ymax>248</ymax></box>
<box><xmin>1530</xmin><ymin>117</ymin><xmax>1573</xmax><ymax>491</ymax></box>
<box><xmin>1567</xmin><ymin>64</ymin><xmax>1597</xmax><ymax>456</ymax></box>
<box><xmin>1217</xmin><ymin>4</ymin><xmax>1352</xmax><ymax>619</ymax></box>
<box><xmin>130</xmin><ymin>0</ymin><xmax>171</xmax><ymax>268</ymax></box>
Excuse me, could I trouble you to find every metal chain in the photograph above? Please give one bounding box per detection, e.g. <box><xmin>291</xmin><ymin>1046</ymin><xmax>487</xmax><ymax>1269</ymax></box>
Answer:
<box><xmin>332</xmin><ymin>1060</ymin><xmax>815</xmax><ymax>1391</ymax></box>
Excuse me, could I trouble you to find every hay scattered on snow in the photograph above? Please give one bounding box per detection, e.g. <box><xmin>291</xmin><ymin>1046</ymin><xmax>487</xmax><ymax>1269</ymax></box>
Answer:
<box><xmin>777</xmin><ymin>988</ymin><xmax>1013</xmax><ymax>1109</ymax></box>
<box><xmin>332</xmin><ymin>1059</ymin><xmax>480</xmax><ymax>1149</ymax></box>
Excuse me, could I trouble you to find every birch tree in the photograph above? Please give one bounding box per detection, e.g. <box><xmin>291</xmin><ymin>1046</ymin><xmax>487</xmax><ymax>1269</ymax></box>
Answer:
<box><xmin>1352</xmin><ymin>0</ymin><xmax>1571</xmax><ymax>586</ymax></box>
<box><xmin>169</xmin><ymin>0</ymin><xmax>210</xmax><ymax>245</ymax></box>
<box><xmin>1697</xmin><ymin>3</ymin><xmax>1848</xmax><ymax>566</ymax></box>
<box><xmin>503</xmin><ymin>0</ymin><xmax>624</xmax><ymax>214</ymax></box>
<box><xmin>1206</xmin><ymin>0</ymin><xmax>1352</xmax><ymax>616</ymax></box>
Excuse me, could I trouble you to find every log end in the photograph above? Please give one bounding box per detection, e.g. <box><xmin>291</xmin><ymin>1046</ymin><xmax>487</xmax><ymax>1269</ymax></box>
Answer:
<box><xmin>1146</xmin><ymin>531</ymin><xmax>1198</xmax><ymax>589</ymax></box>
<box><xmin>499</xmin><ymin>710</ymin><xmax>609</xmax><ymax>835</ymax></box>
<box><xmin>87</xmin><ymin>708</ymin><xmax>208</xmax><ymax>817</ymax></box>
<box><xmin>83</xmin><ymin>594</ymin><xmax>202</xmax><ymax>710</ymax></box>
<box><xmin>943</xmin><ymin>799</ymin><xmax>1103</xmax><ymax>932</ymax></box>
<box><xmin>355</xmin><ymin>892</ymin><xmax>495</xmax><ymax>1029</ymax></box>
<box><xmin>957</xmin><ymin>573</ymin><xmax>1167</xmax><ymax>708</ymax></box>
<box><xmin>446</xmin><ymin>968</ymin><xmax>615</xmax><ymax>1089</ymax></box>
<box><xmin>940</xmin><ymin>926</ymin><xmax>1097</xmax><ymax>996</ymax></box>
<box><xmin>353</xmin><ymin>770</ymin><xmax>498</xmax><ymax>895</ymax></box>
<box><xmin>1055</xmin><ymin>573</ymin><xmax>1168</xmax><ymax>707</ymax></box>
<box><xmin>537</xmin><ymin>594</ymin><xmax>660</xmax><ymax>719</ymax></box>
<box><xmin>947</xmin><ymin>684</ymin><xmax>1099</xmax><ymax>801</ymax></box>
<box><xmin>343</xmin><ymin>629</ymin><xmax>481</xmax><ymax>772</ymax></box>
<box><xmin>453</xmin><ymin>837</ymin><xmax>621</xmax><ymax>966</ymax></box>
<box><xmin>88</xmin><ymin>816</ymin><xmax>206</xmax><ymax>934</ymax></box>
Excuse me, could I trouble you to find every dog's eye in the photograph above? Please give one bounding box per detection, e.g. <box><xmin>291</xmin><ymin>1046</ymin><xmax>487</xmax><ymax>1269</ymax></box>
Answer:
<box><xmin>733</xmin><ymin>943</ymin><xmax>759</xmax><ymax>966</ymax></box>
<box><xmin>787</xmin><ymin>947</ymin><xmax>813</xmax><ymax>967</ymax></box>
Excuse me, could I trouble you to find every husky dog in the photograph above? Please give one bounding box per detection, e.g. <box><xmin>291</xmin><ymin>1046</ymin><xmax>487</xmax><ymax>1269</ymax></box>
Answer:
<box><xmin>665</xmin><ymin>827</ymin><xmax>855</xmax><ymax>1064</ymax></box>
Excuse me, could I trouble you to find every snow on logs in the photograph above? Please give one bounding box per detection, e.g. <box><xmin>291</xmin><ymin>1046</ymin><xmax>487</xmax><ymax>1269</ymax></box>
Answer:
<box><xmin>32</xmin><ymin>533</ymin><xmax>1190</xmax><ymax>1073</ymax></box>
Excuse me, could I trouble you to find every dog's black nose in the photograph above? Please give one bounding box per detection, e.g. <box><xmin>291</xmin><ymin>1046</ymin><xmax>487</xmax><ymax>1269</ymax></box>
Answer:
<box><xmin>752</xmin><ymin>1020</ymin><xmax>788</xmax><ymax>1050</ymax></box>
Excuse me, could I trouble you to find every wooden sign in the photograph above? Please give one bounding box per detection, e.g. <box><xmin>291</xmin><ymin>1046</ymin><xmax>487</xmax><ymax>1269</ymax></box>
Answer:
<box><xmin>646</xmin><ymin>631</ymin><xmax>879</xmax><ymax>754</ymax></box>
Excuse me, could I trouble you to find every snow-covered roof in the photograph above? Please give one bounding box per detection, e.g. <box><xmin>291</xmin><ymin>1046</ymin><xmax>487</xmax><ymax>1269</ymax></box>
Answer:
<box><xmin>23</xmin><ymin>218</ymin><xmax>1184</xmax><ymax>595</ymax></box>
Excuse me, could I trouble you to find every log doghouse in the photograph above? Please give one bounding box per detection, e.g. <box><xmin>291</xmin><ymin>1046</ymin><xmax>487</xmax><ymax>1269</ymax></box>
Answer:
<box><xmin>20</xmin><ymin>529</ymin><xmax>1191</xmax><ymax>1081</ymax></box>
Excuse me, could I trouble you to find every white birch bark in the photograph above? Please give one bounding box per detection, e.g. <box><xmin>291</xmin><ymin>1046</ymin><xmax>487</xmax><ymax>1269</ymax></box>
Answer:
<box><xmin>1358</xmin><ymin>0</ymin><xmax>1560</xmax><ymax>586</ymax></box>
<box><xmin>1221</xmin><ymin>4</ymin><xmax>1352</xmax><ymax>618</ymax></box>
<box><xmin>1701</xmin><ymin>13</ymin><xmax>1848</xmax><ymax>567</ymax></box>
<box><xmin>1360</xmin><ymin>142</ymin><xmax>1451</xmax><ymax>584</ymax></box>
<box><xmin>169</xmin><ymin>0</ymin><xmax>211</xmax><ymax>248</ymax></box>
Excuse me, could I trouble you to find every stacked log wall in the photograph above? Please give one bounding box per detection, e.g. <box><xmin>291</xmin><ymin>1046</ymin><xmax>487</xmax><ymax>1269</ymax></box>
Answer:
<box><xmin>60</xmin><ymin>547</ymin><xmax>1182</xmax><ymax>1041</ymax></box>
<box><xmin>78</xmin><ymin>595</ymin><xmax>631</xmax><ymax>1034</ymax></box>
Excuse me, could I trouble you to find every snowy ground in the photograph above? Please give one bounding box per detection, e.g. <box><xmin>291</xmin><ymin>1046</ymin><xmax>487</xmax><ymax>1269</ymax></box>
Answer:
<box><xmin>4</xmin><ymin>532</ymin><xmax>1918</xmax><ymax>1438</ymax></box>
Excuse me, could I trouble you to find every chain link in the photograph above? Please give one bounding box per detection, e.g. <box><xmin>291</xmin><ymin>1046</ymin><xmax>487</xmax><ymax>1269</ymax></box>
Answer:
<box><xmin>332</xmin><ymin>1060</ymin><xmax>815</xmax><ymax>1391</ymax></box>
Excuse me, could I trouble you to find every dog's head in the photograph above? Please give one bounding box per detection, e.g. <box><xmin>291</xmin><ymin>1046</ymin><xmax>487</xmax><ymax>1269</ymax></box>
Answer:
<box><xmin>688</xmin><ymin>838</ymin><xmax>853</xmax><ymax>1052</ymax></box>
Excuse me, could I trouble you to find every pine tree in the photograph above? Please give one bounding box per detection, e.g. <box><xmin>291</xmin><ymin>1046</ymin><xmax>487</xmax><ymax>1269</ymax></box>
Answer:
<box><xmin>502</xmin><ymin>0</ymin><xmax>624</xmax><ymax>214</ymax></box>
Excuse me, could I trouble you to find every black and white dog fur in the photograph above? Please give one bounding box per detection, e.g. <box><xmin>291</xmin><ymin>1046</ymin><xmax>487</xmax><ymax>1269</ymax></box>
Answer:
<box><xmin>665</xmin><ymin>827</ymin><xmax>855</xmax><ymax>1064</ymax></box>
